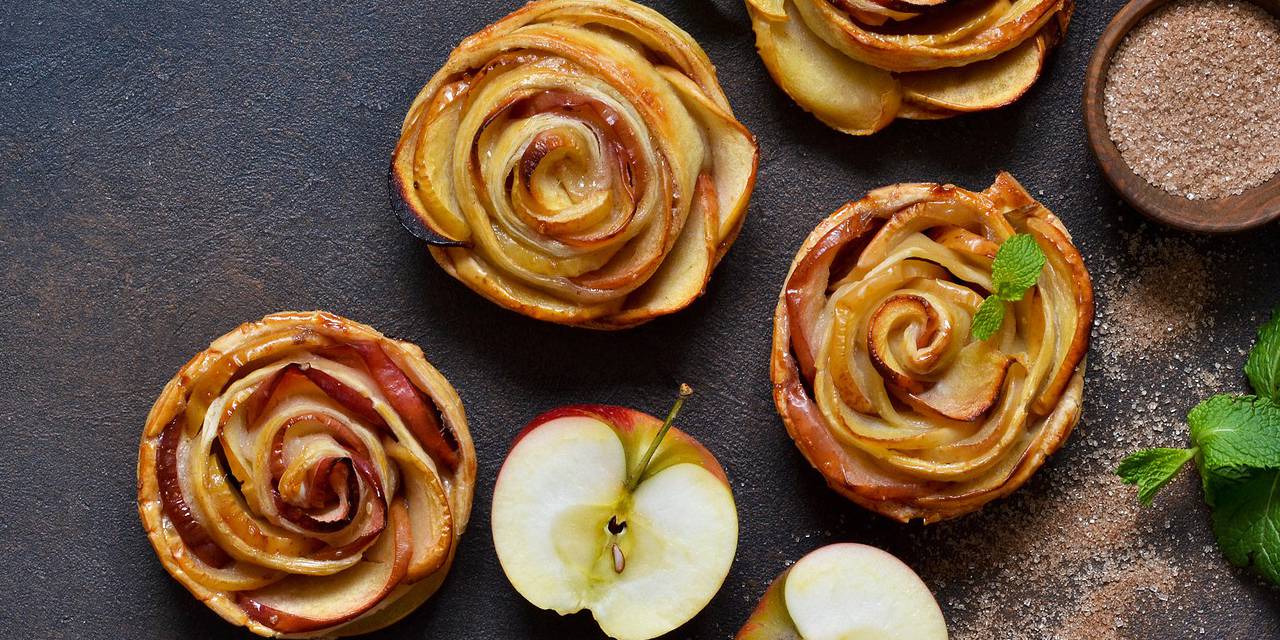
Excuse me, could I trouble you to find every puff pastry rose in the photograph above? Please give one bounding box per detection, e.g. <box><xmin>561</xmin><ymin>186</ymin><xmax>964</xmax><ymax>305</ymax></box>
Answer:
<box><xmin>137</xmin><ymin>311</ymin><xmax>475</xmax><ymax>637</ymax></box>
<box><xmin>391</xmin><ymin>0</ymin><xmax>758</xmax><ymax>329</ymax></box>
<box><xmin>746</xmin><ymin>0</ymin><xmax>1073</xmax><ymax>134</ymax></box>
<box><xmin>771</xmin><ymin>174</ymin><xmax>1092</xmax><ymax>522</ymax></box>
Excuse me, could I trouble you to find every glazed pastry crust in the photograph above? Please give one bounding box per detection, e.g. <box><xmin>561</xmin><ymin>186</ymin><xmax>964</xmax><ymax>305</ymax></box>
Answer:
<box><xmin>770</xmin><ymin>174</ymin><xmax>1093</xmax><ymax>523</ymax></box>
<box><xmin>137</xmin><ymin>311</ymin><xmax>476</xmax><ymax>637</ymax></box>
<box><xmin>391</xmin><ymin>0</ymin><xmax>759</xmax><ymax>329</ymax></box>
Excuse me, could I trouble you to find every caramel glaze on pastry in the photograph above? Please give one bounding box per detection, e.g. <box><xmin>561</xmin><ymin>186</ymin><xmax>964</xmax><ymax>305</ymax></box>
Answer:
<box><xmin>137</xmin><ymin>311</ymin><xmax>476</xmax><ymax>637</ymax></box>
<box><xmin>746</xmin><ymin>0</ymin><xmax>1074</xmax><ymax>135</ymax></box>
<box><xmin>771</xmin><ymin>174</ymin><xmax>1093</xmax><ymax>522</ymax></box>
<box><xmin>391</xmin><ymin>0</ymin><xmax>759</xmax><ymax>329</ymax></box>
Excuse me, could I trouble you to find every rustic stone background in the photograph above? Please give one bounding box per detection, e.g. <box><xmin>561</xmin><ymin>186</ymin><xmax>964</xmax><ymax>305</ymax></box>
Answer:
<box><xmin>2</xmin><ymin>0</ymin><xmax>1278</xmax><ymax>638</ymax></box>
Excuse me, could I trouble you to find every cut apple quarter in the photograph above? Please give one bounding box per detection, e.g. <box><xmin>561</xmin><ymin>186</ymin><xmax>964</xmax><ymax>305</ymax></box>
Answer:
<box><xmin>492</xmin><ymin>400</ymin><xmax>739</xmax><ymax>640</ymax></box>
<box><xmin>738</xmin><ymin>543</ymin><xmax>948</xmax><ymax>640</ymax></box>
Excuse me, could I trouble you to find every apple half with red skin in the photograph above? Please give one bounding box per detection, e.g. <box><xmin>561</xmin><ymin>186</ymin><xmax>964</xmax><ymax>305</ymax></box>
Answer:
<box><xmin>492</xmin><ymin>390</ymin><xmax>738</xmax><ymax>640</ymax></box>
<box><xmin>737</xmin><ymin>544</ymin><xmax>948</xmax><ymax>640</ymax></box>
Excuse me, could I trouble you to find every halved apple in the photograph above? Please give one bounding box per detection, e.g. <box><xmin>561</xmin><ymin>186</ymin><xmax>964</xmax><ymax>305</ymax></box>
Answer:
<box><xmin>491</xmin><ymin>389</ymin><xmax>738</xmax><ymax>640</ymax></box>
<box><xmin>737</xmin><ymin>543</ymin><xmax>948</xmax><ymax>640</ymax></box>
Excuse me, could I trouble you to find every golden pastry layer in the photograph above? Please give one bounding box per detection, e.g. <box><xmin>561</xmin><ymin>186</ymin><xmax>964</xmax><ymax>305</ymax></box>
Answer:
<box><xmin>137</xmin><ymin>311</ymin><xmax>475</xmax><ymax>637</ymax></box>
<box><xmin>746</xmin><ymin>0</ymin><xmax>1073</xmax><ymax>134</ymax></box>
<box><xmin>771</xmin><ymin>174</ymin><xmax>1092</xmax><ymax>522</ymax></box>
<box><xmin>391</xmin><ymin>0</ymin><xmax>759</xmax><ymax>328</ymax></box>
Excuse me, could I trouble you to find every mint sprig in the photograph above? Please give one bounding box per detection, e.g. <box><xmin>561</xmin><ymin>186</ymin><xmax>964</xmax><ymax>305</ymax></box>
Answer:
<box><xmin>1117</xmin><ymin>306</ymin><xmax>1280</xmax><ymax>585</ymax></box>
<box><xmin>1117</xmin><ymin>448</ymin><xmax>1196</xmax><ymax>506</ymax></box>
<box><xmin>971</xmin><ymin>234</ymin><xmax>1047</xmax><ymax>341</ymax></box>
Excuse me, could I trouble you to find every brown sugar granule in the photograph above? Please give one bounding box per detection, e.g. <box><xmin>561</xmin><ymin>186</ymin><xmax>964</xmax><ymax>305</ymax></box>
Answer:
<box><xmin>1103</xmin><ymin>0</ymin><xmax>1280</xmax><ymax>200</ymax></box>
<box><xmin>1094</xmin><ymin>232</ymin><xmax>1213</xmax><ymax>363</ymax></box>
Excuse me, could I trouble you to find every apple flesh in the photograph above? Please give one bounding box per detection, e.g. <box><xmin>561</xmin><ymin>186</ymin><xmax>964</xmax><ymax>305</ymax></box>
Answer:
<box><xmin>737</xmin><ymin>543</ymin><xmax>947</xmax><ymax>640</ymax></box>
<box><xmin>492</xmin><ymin>404</ymin><xmax>738</xmax><ymax>640</ymax></box>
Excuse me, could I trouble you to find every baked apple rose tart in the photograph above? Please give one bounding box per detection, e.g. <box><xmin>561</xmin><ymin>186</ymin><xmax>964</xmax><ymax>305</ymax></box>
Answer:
<box><xmin>771</xmin><ymin>174</ymin><xmax>1092</xmax><ymax>522</ymax></box>
<box><xmin>745</xmin><ymin>0</ymin><xmax>1074</xmax><ymax>134</ymax></box>
<box><xmin>391</xmin><ymin>0</ymin><xmax>759</xmax><ymax>328</ymax></box>
<box><xmin>137</xmin><ymin>311</ymin><xmax>475</xmax><ymax>637</ymax></box>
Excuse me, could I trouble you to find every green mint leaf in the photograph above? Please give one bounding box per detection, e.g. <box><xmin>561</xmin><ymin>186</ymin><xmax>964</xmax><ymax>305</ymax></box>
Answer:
<box><xmin>1189</xmin><ymin>395</ymin><xmax>1280</xmax><ymax>492</ymax></box>
<box><xmin>1210</xmin><ymin>468</ymin><xmax>1280</xmax><ymax>585</ymax></box>
<box><xmin>1115</xmin><ymin>313</ymin><xmax>1280</xmax><ymax>588</ymax></box>
<box><xmin>1245</xmin><ymin>306</ymin><xmax>1280</xmax><ymax>403</ymax></box>
<box><xmin>970</xmin><ymin>296</ymin><xmax>1006</xmax><ymax>341</ymax></box>
<box><xmin>1117</xmin><ymin>448</ymin><xmax>1196</xmax><ymax>505</ymax></box>
<box><xmin>991</xmin><ymin>234</ymin><xmax>1047</xmax><ymax>301</ymax></box>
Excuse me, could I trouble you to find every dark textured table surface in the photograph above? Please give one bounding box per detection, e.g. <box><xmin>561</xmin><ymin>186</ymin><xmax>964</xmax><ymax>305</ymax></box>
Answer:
<box><xmin>3</xmin><ymin>1</ymin><xmax>1279</xmax><ymax>638</ymax></box>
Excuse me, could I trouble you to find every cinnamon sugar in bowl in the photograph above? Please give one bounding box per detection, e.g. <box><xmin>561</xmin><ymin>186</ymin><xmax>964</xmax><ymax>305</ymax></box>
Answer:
<box><xmin>1084</xmin><ymin>0</ymin><xmax>1280</xmax><ymax>232</ymax></box>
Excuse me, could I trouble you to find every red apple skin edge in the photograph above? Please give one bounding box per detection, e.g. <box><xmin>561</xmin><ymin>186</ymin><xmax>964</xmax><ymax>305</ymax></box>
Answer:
<box><xmin>735</xmin><ymin>571</ymin><xmax>800</xmax><ymax>640</ymax></box>
<box><xmin>511</xmin><ymin>404</ymin><xmax>729</xmax><ymax>484</ymax></box>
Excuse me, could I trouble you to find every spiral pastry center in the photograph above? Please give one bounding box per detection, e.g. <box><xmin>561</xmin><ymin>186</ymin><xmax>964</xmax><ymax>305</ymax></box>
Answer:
<box><xmin>497</xmin><ymin>90</ymin><xmax>652</xmax><ymax>264</ymax></box>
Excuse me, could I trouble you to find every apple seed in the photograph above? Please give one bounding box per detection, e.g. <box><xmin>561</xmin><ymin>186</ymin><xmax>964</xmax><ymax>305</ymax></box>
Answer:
<box><xmin>611</xmin><ymin>543</ymin><xmax>626</xmax><ymax>574</ymax></box>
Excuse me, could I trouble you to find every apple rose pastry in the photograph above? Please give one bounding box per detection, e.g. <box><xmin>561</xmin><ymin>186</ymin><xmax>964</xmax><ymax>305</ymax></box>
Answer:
<box><xmin>137</xmin><ymin>311</ymin><xmax>475</xmax><ymax>637</ymax></box>
<box><xmin>746</xmin><ymin>0</ymin><xmax>1074</xmax><ymax>134</ymax></box>
<box><xmin>771</xmin><ymin>173</ymin><xmax>1092</xmax><ymax>522</ymax></box>
<box><xmin>390</xmin><ymin>0</ymin><xmax>759</xmax><ymax>328</ymax></box>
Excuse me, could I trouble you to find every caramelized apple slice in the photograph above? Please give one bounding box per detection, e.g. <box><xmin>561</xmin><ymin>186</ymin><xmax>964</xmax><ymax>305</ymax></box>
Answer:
<box><xmin>908</xmin><ymin>340</ymin><xmax>1012</xmax><ymax>421</ymax></box>
<box><xmin>866</xmin><ymin>294</ymin><xmax>945</xmax><ymax>394</ymax></box>
<box><xmin>347</xmin><ymin>341</ymin><xmax>459</xmax><ymax>472</ymax></box>
<box><xmin>750</xmin><ymin>0</ymin><xmax>901</xmax><ymax>135</ymax></box>
<box><xmin>238</xmin><ymin>498</ymin><xmax>412</xmax><ymax>634</ymax></box>
<box><xmin>896</xmin><ymin>102</ymin><xmax>956</xmax><ymax>120</ymax></box>
<box><xmin>746</xmin><ymin>0</ymin><xmax>787</xmax><ymax>20</ymax></box>
<box><xmin>156</xmin><ymin>416</ymin><xmax>233</xmax><ymax>569</ymax></box>
<box><xmin>874</xmin><ymin>0</ymin><xmax>949</xmax><ymax>11</ymax></box>
<box><xmin>899</xmin><ymin>33</ymin><xmax>1047</xmax><ymax>113</ymax></box>
<box><xmin>387</xmin><ymin>442</ymin><xmax>454</xmax><ymax>582</ymax></box>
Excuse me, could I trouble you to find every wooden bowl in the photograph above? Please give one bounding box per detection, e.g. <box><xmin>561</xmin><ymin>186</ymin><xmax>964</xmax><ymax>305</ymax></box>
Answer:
<box><xmin>1083</xmin><ymin>0</ymin><xmax>1280</xmax><ymax>233</ymax></box>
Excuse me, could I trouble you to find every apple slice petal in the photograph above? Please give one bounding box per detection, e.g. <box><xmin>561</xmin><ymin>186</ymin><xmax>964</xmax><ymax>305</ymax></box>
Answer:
<box><xmin>908</xmin><ymin>340</ymin><xmax>1011</xmax><ymax>422</ymax></box>
<box><xmin>899</xmin><ymin>34</ymin><xmax>1047</xmax><ymax>113</ymax></box>
<box><xmin>897</xmin><ymin>102</ymin><xmax>957</xmax><ymax>120</ymax></box>
<box><xmin>237</xmin><ymin>497</ymin><xmax>412</xmax><ymax>634</ymax></box>
<box><xmin>783</xmin><ymin>544</ymin><xmax>947</xmax><ymax>640</ymax></box>
<box><xmin>747</xmin><ymin>0</ymin><xmax>788</xmax><ymax>21</ymax></box>
<box><xmin>156</xmin><ymin>415</ymin><xmax>234</xmax><ymax>569</ymax></box>
<box><xmin>347</xmin><ymin>341</ymin><xmax>460</xmax><ymax>472</ymax></box>
<box><xmin>590</xmin><ymin>463</ymin><xmax>738</xmax><ymax>640</ymax></box>
<box><xmin>750</xmin><ymin>0</ymin><xmax>901</xmax><ymax>135</ymax></box>
<box><xmin>492</xmin><ymin>416</ymin><xmax>626</xmax><ymax>614</ymax></box>
<box><xmin>387</xmin><ymin>441</ymin><xmax>454</xmax><ymax>583</ymax></box>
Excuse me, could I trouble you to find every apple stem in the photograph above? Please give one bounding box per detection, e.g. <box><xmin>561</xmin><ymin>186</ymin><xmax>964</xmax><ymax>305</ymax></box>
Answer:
<box><xmin>626</xmin><ymin>384</ymin><xmax>693</xmax><ymax>492</ymax></box>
